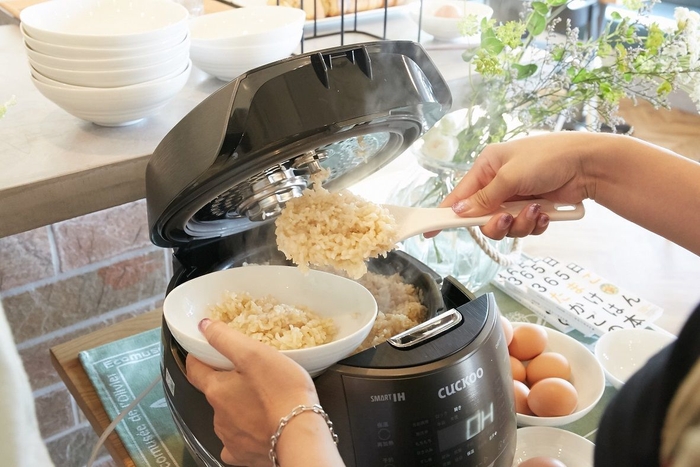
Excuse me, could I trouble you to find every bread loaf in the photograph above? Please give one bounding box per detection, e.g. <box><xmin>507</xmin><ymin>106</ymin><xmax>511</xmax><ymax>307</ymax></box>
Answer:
<box><xmin>268</xmin><ymin>0</ymin><xmax>404</xmax><ymax>20</ymax></box>
<box><xmin>268</xmin><ymin>0</ymin><xmax>326</xmax><ymax>20</ymax></box>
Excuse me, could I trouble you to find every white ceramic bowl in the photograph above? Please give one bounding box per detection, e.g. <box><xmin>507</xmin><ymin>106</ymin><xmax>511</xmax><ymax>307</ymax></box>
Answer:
<box><xmin>408</xmin><ymin>0</ymin><xmax>493</xmax><ymax>41</ymax></box>
<box><xmin>30</xmin><ymin>60</ymin><xmax>191</xmax><ymax>126</ymax></box>
<box><xmin>162</xmin><ymin>266</ymin><xmax>378</xmax><ymax>377</ymax></box>
<box><xmin>512</xmin><ymin>426</ymin><xmax>595</xmax><ymax>467</ymax></box>
<box><xmin>20</xmin><ymin>0</ymin><xmax>189</xmax><ymax>48</ymax></box>
<box><xmin>31</xmin><ymin>57</ymin><xmax>188</xmax><ymax>88</ymax></box>
<box><xmin>189</xmin><ymin>6</ymin><xmax>306</xmax><ymax>48</ymax></box>
<box><xmin>594</xmin><ymin>328</ymin><xmax>676</xmax><ymax>389</ymax></box>
<box><xmin>190</xmin><ymin>34</ymin><xmax>301</xmax><ymax>80</ymax></box>
<box><xmin>512</xmin><ymin>323</ymin><xmax>606</xmax><ymax>427</ymax></box>
<box><xmin>24</xmin><ymin>35</ymin><xmax>190</xmax><ymax>72</ymax></box>
<box><xmin>188</xmin><ymin>61</ymin><xmax>249</xmax><ymax>81</ymax></box>
<box><xmin>29</xmin><ymin>48</ymin><xmax>190</xmax><ymax>88</ymax></box>
<box><xmin>188</xmin><ymin>56</ymin><xmax>269</xmax><ymax>81</ymax></box>
<box><xmin>189</xmin><ymin>29</ymin><xmax>302</xmax><ymax>60</ymax></box>
<box><xmin>21</xmin><ymin>23</ymin><xmax>189</xmax><ymax>60</ymax></box>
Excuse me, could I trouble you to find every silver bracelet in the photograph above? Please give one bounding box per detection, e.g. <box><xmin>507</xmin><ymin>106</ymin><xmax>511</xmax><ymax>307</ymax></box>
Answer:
<box><xmin>269</xmin><ymin>404</ymin><xmax>338</xmax><ymax>467</ymax></box>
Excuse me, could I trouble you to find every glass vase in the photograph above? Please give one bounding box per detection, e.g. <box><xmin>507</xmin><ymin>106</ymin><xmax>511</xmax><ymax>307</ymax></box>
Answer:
<box><xmin>388</xmin><ymin>154</ymin><xmax>518</xmax><ymax>293</ymax></box>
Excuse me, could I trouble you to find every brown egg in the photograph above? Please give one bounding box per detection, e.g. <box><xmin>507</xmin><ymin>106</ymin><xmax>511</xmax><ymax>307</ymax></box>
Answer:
<box><xmin>500</xmin><ymin>315</ymin><xmax>514</xmax><ymax>346</ymax></box>
<box><xmin>508</xmin><ymin>323</ymin><xmax>548</xmax><ymax>361</ymax></box>
<box><xmin>513</xmin><ymin>380</ymin><xmax>533</xmax><ymax>415</ymax></box>
<box><xmin>527</xmin><ymin>377</ymin><xmax>578</xmax><ymax>417</ymax></box>
<box><xmin>433</xmin><ymin>4</ymin><xmax>461</xmax><ymax>18</ymax></box>
<box><xmin>526</xmin><ymin>352</ymin><xmax>571</xmax><ymax>386</ymax></box>
<box><xmin>510</xmin><ymin>355</ymin><xmax>527</xmax><ymax>382</ymax></box>
<box><xmin>518</xmin><ymin>456</ymin><xmax>567</xmax><ymax>467</ymax></box>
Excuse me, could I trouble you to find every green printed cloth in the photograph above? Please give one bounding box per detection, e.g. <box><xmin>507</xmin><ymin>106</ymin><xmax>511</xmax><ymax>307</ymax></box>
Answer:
<box><xmin>79</xmin><ymin>328</ymin><xmax>198</xmax><ymax>467</ymax></box>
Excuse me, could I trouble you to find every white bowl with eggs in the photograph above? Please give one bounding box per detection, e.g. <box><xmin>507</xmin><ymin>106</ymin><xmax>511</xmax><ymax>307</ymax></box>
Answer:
<box><xmin>594</xmin><ymin>328</ymin><xmax>676</xmax><ymax>389</ymax></box>
<box><xmin>163</xmin><ymin>265</ymin><xmax>378</xmax><ymax>377</ymax></box>
<box><xmin>408</xmin><ymin>0</ymin><xmax>494</xmax><ymax>42</ymax></box>
<box><xmin>509</xmin><ymin>323</ymin><xmax>606</xmax><ymax>427</ymax></box>
<box><xmin>512</xmin><ymin>426</ymin><xmax>595</xmax><ymax>467</ymax></box>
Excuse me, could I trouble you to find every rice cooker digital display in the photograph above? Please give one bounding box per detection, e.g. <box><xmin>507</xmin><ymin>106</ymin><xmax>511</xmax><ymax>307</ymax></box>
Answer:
<box><xmin>341</xmin><ymin>366</ymin><xmax>513</xmax><ymax>467</ymax></box>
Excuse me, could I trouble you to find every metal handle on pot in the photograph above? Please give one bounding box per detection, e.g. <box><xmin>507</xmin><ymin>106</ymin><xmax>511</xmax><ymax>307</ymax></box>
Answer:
<box><xmin>388</xmin><ymin>308</ymin><xmax>463</xmax><ymax>349</ymax></box>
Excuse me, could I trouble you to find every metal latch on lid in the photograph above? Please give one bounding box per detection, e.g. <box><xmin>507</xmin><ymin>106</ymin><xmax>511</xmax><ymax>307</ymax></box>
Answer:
<box><xmin>388</xmin><ymin>308</ymin><xmax>463</xmax><ymax>349</ymax></box>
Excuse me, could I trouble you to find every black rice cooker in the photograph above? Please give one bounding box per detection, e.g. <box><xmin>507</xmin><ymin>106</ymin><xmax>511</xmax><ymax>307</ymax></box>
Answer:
<box><xmin>146</xmin><ymin>41</ymin><xmax>516</xmax><ymax>467</ymax></box>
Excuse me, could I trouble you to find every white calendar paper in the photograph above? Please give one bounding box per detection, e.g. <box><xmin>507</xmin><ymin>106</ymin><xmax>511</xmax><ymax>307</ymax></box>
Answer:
<box><xmin>492</xmin><ymin>254</ymin><xmax>664</xmax><ymax>337</ymax></box>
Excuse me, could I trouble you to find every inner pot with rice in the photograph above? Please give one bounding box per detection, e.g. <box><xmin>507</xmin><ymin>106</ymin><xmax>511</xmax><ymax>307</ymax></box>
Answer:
<box><xmin>146</xmin><ymin>41</ymin><xmax>517</xmax><ymax>467</ymax></box>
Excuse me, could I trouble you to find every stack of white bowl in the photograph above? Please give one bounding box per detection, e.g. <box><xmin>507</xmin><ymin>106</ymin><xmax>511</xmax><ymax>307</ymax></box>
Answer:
<box><xmin>20</xmin><ymin>0</ymin><xmax>192</xmax><ymax>127</ymax></box>
<box><xmin>189</xmin><ymin>6</ymin><xmax>306</xmax><ymax>81</ymax></box>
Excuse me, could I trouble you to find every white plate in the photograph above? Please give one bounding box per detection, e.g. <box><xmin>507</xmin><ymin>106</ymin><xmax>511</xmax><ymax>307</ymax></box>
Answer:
<box><xmin>512</xmin><ymin>426</ymin><xmax>594</xmax><ymax>467</ymax></box>
<box><xmin>594</xmin><ymin>328</ymin><xmax>675</xmax><ymax>389</ymax></box>
<box><xmin>228</xmin><ymin>0</ymin><xmax>407</xmax><ymax>29</ymax></box>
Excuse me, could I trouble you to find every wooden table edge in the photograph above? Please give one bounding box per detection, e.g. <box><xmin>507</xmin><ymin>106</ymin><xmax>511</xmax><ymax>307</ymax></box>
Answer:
<box><xmin>49</xmin><ymin>308</ymin><xmax>163</xmax><ymax>467</ymax></box>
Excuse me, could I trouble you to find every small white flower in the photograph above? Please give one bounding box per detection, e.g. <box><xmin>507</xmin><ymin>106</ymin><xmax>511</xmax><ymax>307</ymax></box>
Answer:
<box><xmin>675</xmin><ymin>7</ymin><xmax>692</xmax><ymax>26</ymax></box>
<box><xmin>690</xmin><ymin>82</ymin><xmax>700</xmax><ymax>104</ymax></box>
<box><xmin>437</xmin><ymin>114</ymin><xmax>462</xmax><ymax>136</ymax></box>
<box><xmin>421</xmin><ymin>134</ymin><xmax>459</xmax><ymax>162</ymax></box>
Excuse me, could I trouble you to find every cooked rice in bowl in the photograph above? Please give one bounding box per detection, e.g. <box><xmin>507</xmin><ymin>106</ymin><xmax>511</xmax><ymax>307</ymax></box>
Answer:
<box><xmin>275</xmin><ymin>172</ymin><xmax>399</xmax><ymax>280</ymax></box>
<box><xmin>209</xmin><ymin>291</ymin><xmax>337</xmax><ymax>350</ymax></box>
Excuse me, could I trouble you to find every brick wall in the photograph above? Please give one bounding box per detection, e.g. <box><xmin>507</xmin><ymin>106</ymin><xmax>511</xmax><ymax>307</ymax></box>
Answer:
<box><xmin>0</xmin><ymin>199</ymin><xmax>171</xmax><ymax>467</ymax></box>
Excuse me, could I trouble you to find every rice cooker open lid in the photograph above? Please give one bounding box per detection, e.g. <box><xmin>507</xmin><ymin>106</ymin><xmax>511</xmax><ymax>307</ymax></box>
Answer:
<box><xmin>146</xmin><ymin>41</ymin><xmax>452</xmax><ymax>248</ymax></box>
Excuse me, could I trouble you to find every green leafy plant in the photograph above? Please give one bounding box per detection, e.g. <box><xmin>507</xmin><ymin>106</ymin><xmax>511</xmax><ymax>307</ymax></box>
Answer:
<box><xmin>421</xmin><ymin>0</ymin><xmax>700</xmax><ymax>167</ymax></box>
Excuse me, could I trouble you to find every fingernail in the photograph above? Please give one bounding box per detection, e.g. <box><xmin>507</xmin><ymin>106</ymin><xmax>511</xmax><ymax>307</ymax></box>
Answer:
<box><xmin>526</xmin><ymin>203</ymin><xmax>541</xmax><ymax>220</ymax></box>
<box><xmin>198</xmin><ymin>318</ymin><xmax>211</xmax><ymax>333</ymax></box>
<box><xmin>453</xmin><ymin>199</ymin><xmax>472</xmax><ymax>214</ymax></box>
<box><xmin>537</xmin><ymin>214</ymin><xmax>550</xmax><ymax>228</ymax></box>
<box><xmin>497</xmin><ymin>213</ymin><xmax>514</xmax><ymax>230</ymax></box>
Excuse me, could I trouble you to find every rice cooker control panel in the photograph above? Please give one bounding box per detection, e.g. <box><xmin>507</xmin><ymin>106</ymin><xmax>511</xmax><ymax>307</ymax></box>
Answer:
<box><xmin>322</xmin><ymin>294</ymin><xmax>517</xmax><ymax>467</ymax></box>
<box><xmin>340</xmin><ymin>363</ymin><xmax>514</xmax><ymax>467</ymax></box>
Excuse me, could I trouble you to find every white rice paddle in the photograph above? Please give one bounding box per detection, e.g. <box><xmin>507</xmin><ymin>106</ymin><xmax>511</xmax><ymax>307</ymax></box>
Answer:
<box><xmin>384</xmin><ymin>199</ymin><xmax>585</xmax><ymax>242</ymax></box>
